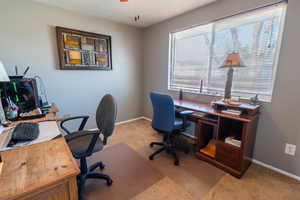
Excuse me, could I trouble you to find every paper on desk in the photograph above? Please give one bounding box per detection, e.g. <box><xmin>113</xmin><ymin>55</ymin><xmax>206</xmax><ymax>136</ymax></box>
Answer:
<box><xmin>0</xmin><ymin>121</ymin><xmax>61</xmax><ymax>151</ymax></box>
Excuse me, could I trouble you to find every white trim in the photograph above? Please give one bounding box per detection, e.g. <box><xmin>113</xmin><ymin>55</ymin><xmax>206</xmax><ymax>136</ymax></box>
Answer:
<box><xmin>116</xmin><ymin>117</ymin><xmax>145</xmax><ymax>125</ymax></box>
<box><xmin>252</xmin><ymin>159</ymin><xmax>300</xmax><ymax>181</ymax></box>
<box><xmin>89</xmin><ymin>116</ymin><xmax>150</xmax><ymax>131</ymax></box>
<box><xmin>141</xmin><ymin>116</ymin><xmax>152</xmax><ymax>121</ymax></box>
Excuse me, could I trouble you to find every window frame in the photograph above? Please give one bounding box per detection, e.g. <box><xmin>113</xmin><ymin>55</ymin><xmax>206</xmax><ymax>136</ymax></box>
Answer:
<box><xmin>168</xmin><ymin>2</ymin><xmax>287</xmax><ymax>102</ymax></box>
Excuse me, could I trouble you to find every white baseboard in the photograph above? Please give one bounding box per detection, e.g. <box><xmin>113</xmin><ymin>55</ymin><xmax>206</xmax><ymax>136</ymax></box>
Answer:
<box><xmin>141</xmin><ymin>116</ymin><xmax>152</xmax><ymax>121</ymax></box>
<box><xmin>252</xmin><ymin>159</ymin><xmax>300</xmax><ymax>181</ymax></box>
<box><xmin>116</xmin><ymin>117</ymin><xmax>144</xmax><ymax>125</ymax></box>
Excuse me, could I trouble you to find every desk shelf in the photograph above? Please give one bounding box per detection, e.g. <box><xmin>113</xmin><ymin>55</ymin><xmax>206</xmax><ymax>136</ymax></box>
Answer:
<box><xmin>175</xmin><ymin>99</ymin><xmax>261</xmax><ymax>178</ymax></box>
<box><xmin>196</xmin><ymin>115</ymin><xmax>259</xmax><ymax>178</ymax></box>
<box><xmin>195</xmin><ymin>150</ymin><xmax>242</xmax><ymax>177</ymax></box>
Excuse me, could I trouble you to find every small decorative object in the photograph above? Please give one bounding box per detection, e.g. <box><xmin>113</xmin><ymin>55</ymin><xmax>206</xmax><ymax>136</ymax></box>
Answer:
<box><xmin>134</xmin><ymin>15</ymin><xmax>140</xmax><ymax>22</ymax></box>
<box><xmin>200</xmin><ymin>80</ymin><xmax>203</xmax><ymax>93</ymax></box>
<box><xmin>220</xmin><ymin>52</ymin><xmax>245</xmax><ymax>103</ymax></box>
<box><xmin>250</xmin><ymin>94</ymin><xmax>259</xmax><ymax>105</ymax></box>
<box><xmin>4</xmin><ymin>97</ymin><xmax>18</xmax><ymax>120</ymax></box>
<box><xmin>179</xmin><ymin>89</ymin><xmax>183</xmax><ymax>100</ymax></box>
<box><xmin>56</xmin><ymin>27</ymin><xmax>112</xmax><ymax>70</ymax></box>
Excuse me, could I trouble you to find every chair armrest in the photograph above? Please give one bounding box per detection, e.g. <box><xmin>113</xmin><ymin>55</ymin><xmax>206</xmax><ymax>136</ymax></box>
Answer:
<box><xmin>179</xmin><ymin>110</ymin><xmax>194</xmax><ymax>116</ymax></box>
<box><xmin>178</xmin><ymin>110</ymin><xmax>194</xmax><ymax>130</ymax></box>
<box><xmin>60</xmin><ymin>115</ymin><xmax>89</xmax><ymax>134</ymax></box>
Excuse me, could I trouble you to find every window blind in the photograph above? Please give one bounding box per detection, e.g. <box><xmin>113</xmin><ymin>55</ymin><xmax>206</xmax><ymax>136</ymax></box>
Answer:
<box><xmin>168</xmin><ymin>2</ymin><xmax>286</xmax><ymax>101</ymax></box>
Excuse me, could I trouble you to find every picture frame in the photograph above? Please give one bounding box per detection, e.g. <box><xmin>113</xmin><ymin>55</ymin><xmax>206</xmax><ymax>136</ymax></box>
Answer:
<box><xmin>56</xmin><ymin>26</ymin><xmax>112</xmax><ymax>70</ymax></box>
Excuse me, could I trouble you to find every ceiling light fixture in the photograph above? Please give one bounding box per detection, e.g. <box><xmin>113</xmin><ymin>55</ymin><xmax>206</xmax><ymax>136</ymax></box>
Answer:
<box><xmin>134</xmin><ymin>15</ymin><xmax>140</xmax><ymax>22</ymax></box>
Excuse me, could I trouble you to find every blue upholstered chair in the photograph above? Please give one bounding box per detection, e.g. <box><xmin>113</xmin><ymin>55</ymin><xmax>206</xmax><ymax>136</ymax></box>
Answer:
<box><xmin>149</xmin><ymin>91</ymin><xmax>193</xmax><ymax>165</ymax></box>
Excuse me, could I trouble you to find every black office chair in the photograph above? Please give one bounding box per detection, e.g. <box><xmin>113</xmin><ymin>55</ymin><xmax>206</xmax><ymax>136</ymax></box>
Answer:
<box><xmin>149</xmin><ymin>92</ymin><xmax>193</xmax><ymax>165</ymax></box>
<box><xmin>60</xmin><ymin>94</ymin><xmax>117</xmax><ymax>197</ymax></box>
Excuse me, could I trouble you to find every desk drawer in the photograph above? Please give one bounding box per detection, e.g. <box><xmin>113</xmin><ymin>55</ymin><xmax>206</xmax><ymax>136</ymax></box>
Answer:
<box><xmin>216</xmin><ymin>142</ymin><xmax>241</xmax><ymax>170</ymax></box>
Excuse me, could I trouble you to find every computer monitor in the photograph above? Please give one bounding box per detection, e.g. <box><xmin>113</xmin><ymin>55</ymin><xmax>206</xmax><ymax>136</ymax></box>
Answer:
<box><xmin>0</xmin><ymin>78</ymin><xmax>39</xmax><ymax>115</ymax></box>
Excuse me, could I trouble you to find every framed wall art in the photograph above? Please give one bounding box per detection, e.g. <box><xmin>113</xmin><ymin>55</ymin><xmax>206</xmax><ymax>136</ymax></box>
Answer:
<box><xmin>56</xmin><ymin>26</ymin><xmax>112</xmax><ymax>70</ymax></box>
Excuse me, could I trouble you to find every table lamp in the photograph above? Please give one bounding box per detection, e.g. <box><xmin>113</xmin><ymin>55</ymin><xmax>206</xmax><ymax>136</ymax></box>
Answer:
<box><xmin>219</xmin><ymin>52</ymin><xmax>244</xmax><ymax>103</ymax></box>
<box><xmin>0</xmin><ymin>60</ymin><xmax>10</xmax><ymax>123</ymax></box>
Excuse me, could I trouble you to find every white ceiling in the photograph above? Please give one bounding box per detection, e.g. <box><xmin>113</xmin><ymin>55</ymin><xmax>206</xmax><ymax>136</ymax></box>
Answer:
<box><xmin>33</xmin><ymin>0</ymin><xmax>217</xmax><ymax>27</ymax></box>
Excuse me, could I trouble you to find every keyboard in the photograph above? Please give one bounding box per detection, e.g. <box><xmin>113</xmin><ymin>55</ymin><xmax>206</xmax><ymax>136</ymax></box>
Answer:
<box><xmin>11</xmin><ymin>122</ymin><xmax>40</xmax><ymax>142</ymax></box>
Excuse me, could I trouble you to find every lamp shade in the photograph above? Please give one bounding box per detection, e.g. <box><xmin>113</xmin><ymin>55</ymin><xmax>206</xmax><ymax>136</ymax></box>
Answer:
<box><xmin>220</xmin><ymin>52</ymin><xmax>244</xmax><ymax>68</ymax></box>
<box><xmin>0</xmin><ymin>61</ymin><xmax>9</xmax><ymax>82</ymax></box>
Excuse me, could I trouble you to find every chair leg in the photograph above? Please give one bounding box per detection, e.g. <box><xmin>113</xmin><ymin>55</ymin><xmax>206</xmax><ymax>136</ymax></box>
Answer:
<box><xmin>150</xmin><ymin>142</ymin><xmax>164</xmax><ymax>148</ymax></box>
<box><xmin>86</xmin><ymin>173</ymin><xmax>113</xmax><ymax>186</ymax></box>
<box><xmin>169</xmin><ymin>149</ymin><xmax>179</xmax><ymax>166</ymax></box>
<box><xmin>149</xmin><ymin>147</ymin><xmax>165</xmax><ymax>160</ymax></box>
<box><xmin>88</xmin><ymin>162</ymin><xmax>105</xmax><ymax>172</ymax></box>
<box><xmin>77</xmin><ymin>174</ymin><xmax>86</xmax><ymax>198</ymax></box>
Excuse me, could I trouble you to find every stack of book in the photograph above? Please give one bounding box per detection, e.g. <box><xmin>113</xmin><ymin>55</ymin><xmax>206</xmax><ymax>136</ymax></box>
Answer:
<box><xmin>225</xmin><ymin>136</ymin><xmax>241</xmax><ymax>147</ymax></box>
<box><xmin>221</xmin><ymin>109</ymin><xmax>241</xmax><ymax>116</ymax></box>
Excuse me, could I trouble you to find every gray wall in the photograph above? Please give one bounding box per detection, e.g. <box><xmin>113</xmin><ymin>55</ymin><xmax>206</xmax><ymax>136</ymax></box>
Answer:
<box><xmin>1</xmin><ymin>0</ymin><xmax>299</xmax><ymax>176</ymax></box>
<box><xmin>142</xmin><ymin>0</ymin><xmax>300</xmax><ymax>176</ymax></box>
<box><xmin>0</xmin><ymin>0</ymin><xmax>143</xmax><ymax>128</ymax></box>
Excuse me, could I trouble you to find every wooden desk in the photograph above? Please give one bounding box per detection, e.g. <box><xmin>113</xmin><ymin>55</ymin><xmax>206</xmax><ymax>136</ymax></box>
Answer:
<box><xmin>0</xmin><ymin>137</ymin><xmax>80</xmax><ymax>200</ymax></box>
<box><xmin>10</xmin><ymin>104</ymin><xmax>60</xmax><ymax>126</ymax></box>
<box><xmin>175</xmin><ymin>99</ymin><xmax>258</xmax><ymax>122</ymax></box>
<box><xmin>174</xmin><ymin>99</ymin><xmax>261</xmax><ymax>178</ymax></box>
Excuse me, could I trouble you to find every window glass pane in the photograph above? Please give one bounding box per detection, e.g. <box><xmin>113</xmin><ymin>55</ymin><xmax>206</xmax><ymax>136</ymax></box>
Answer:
<box><xmin>209</xmin><ymin>5</ymin><xmax>285</xmax><ymax>100</ymax></box>
<box><xmin>170</xmin><ymin>24</ymin><xmax>212</xmax><ymax>91</ymax></box>
<box><xmin>168</xmin><ymin>2</ymin><xmax>286</xmax><ymax>102</ymax></box>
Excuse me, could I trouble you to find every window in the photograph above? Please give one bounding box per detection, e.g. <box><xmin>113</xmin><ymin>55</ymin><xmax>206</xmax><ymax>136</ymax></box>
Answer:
<box><xmin>168</xmin><ymin>2</ymin><xmax>287</xmax><ymax>102</ymax></box>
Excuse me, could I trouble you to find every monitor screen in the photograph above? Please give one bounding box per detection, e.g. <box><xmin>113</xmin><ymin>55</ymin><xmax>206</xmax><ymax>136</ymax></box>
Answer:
<box><xmin>0</xmin><ymin>78</ymin><xmax>39</xmax><ymax>115</ymax></box>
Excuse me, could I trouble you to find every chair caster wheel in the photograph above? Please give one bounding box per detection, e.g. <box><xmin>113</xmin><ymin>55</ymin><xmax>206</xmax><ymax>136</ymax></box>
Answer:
<box><xmin>149</xmin><ymin>155</ymin><xmax>154</xmax><ymax>160</ymax></box>
<box><xmin>99</xmin><ymin>163</ymin><xmax>105</xmax><ymax>170</ymax></box>
<box><xmin>174</xmin><ymin>160</ymin><xmax>179</xmax><ymax>166</ymax></box>
<box><xmin>107</xmin><ymin>179</ymin><xmax>113</xmax><ymax>186</ymax></box>
<box><xmin>150</xmin><ymin>143</ymin><xmax>154</xmax><ymax>148</ymax></box>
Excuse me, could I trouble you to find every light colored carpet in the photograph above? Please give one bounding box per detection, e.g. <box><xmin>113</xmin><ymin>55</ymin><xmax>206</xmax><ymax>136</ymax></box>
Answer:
<box><xmin>202</xmin><ymin>164</ymin><xmax>300</xmax><ymax>200</ymax></box>
<box><xmin>85</xmin><ymin>119</ymin><xmax>300</xmax><ymax>200</ymax></box>
<box><xmin>132</xmin><ymin>177</ymin><xmax>195</xmax><ymax>200</ymax></box>
<box><xmin>112</xmin><ymin>119</ymin><xmax>225</xmax><ymax>200</ymax></box>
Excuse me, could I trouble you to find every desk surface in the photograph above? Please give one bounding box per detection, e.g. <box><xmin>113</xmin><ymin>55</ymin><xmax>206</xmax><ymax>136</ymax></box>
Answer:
<box><xmin>10</xmin><ymin>104</ymin><xmax>59</xmax><ymax>126</ymax></box>
<box><xmin>174</xmin><ymin>99</ymin><xmax>258</xmax><ymax>122</ymax></box>
<box><xmin>0</xmin><ymin>137</ymin><xmax>80</xmax><ymax>200</ymax></box>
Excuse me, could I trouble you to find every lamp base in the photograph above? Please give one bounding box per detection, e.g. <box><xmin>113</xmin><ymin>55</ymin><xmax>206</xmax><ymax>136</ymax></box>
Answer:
<box><xmin>222</xmin><ymin>98</ymin><xmax>241</xmax><ymax>107</ymax></box>
<box><xmin>223</xmin><ymin>98</ymin><xmax>231</xmax><ymax>104</ymax></box>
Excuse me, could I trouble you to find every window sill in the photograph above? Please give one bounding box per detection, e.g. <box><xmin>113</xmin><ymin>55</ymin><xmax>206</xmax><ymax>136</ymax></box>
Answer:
<box><xmin>168</xmin><ymin>88</ymin><xmax>271</xmax><ymax>104</ymax></box>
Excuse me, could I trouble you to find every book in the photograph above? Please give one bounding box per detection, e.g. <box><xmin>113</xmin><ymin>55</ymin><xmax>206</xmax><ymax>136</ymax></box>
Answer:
<box><xmin>225</xmin><ymin>136</ymin><xmax>241</xmax><ymax>147</ymax></box>
<box><xmin>221</xmin><ymin>109</ymin><xmax>241</xmax><ymax>116</ymax></box>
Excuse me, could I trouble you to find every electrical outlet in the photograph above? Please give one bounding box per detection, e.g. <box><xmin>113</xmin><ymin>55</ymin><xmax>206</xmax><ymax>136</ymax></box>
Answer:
<box><xmin>285</xmin><ymin>143</ymin><xmax>296</xmax><ymax>156</ymax></box>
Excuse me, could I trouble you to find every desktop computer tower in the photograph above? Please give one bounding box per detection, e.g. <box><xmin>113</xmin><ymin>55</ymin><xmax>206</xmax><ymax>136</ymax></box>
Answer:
<box><xmin>181</xmin><ymin>120</ymin><xmax>197</xmax><ymax>139</ymax></box>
